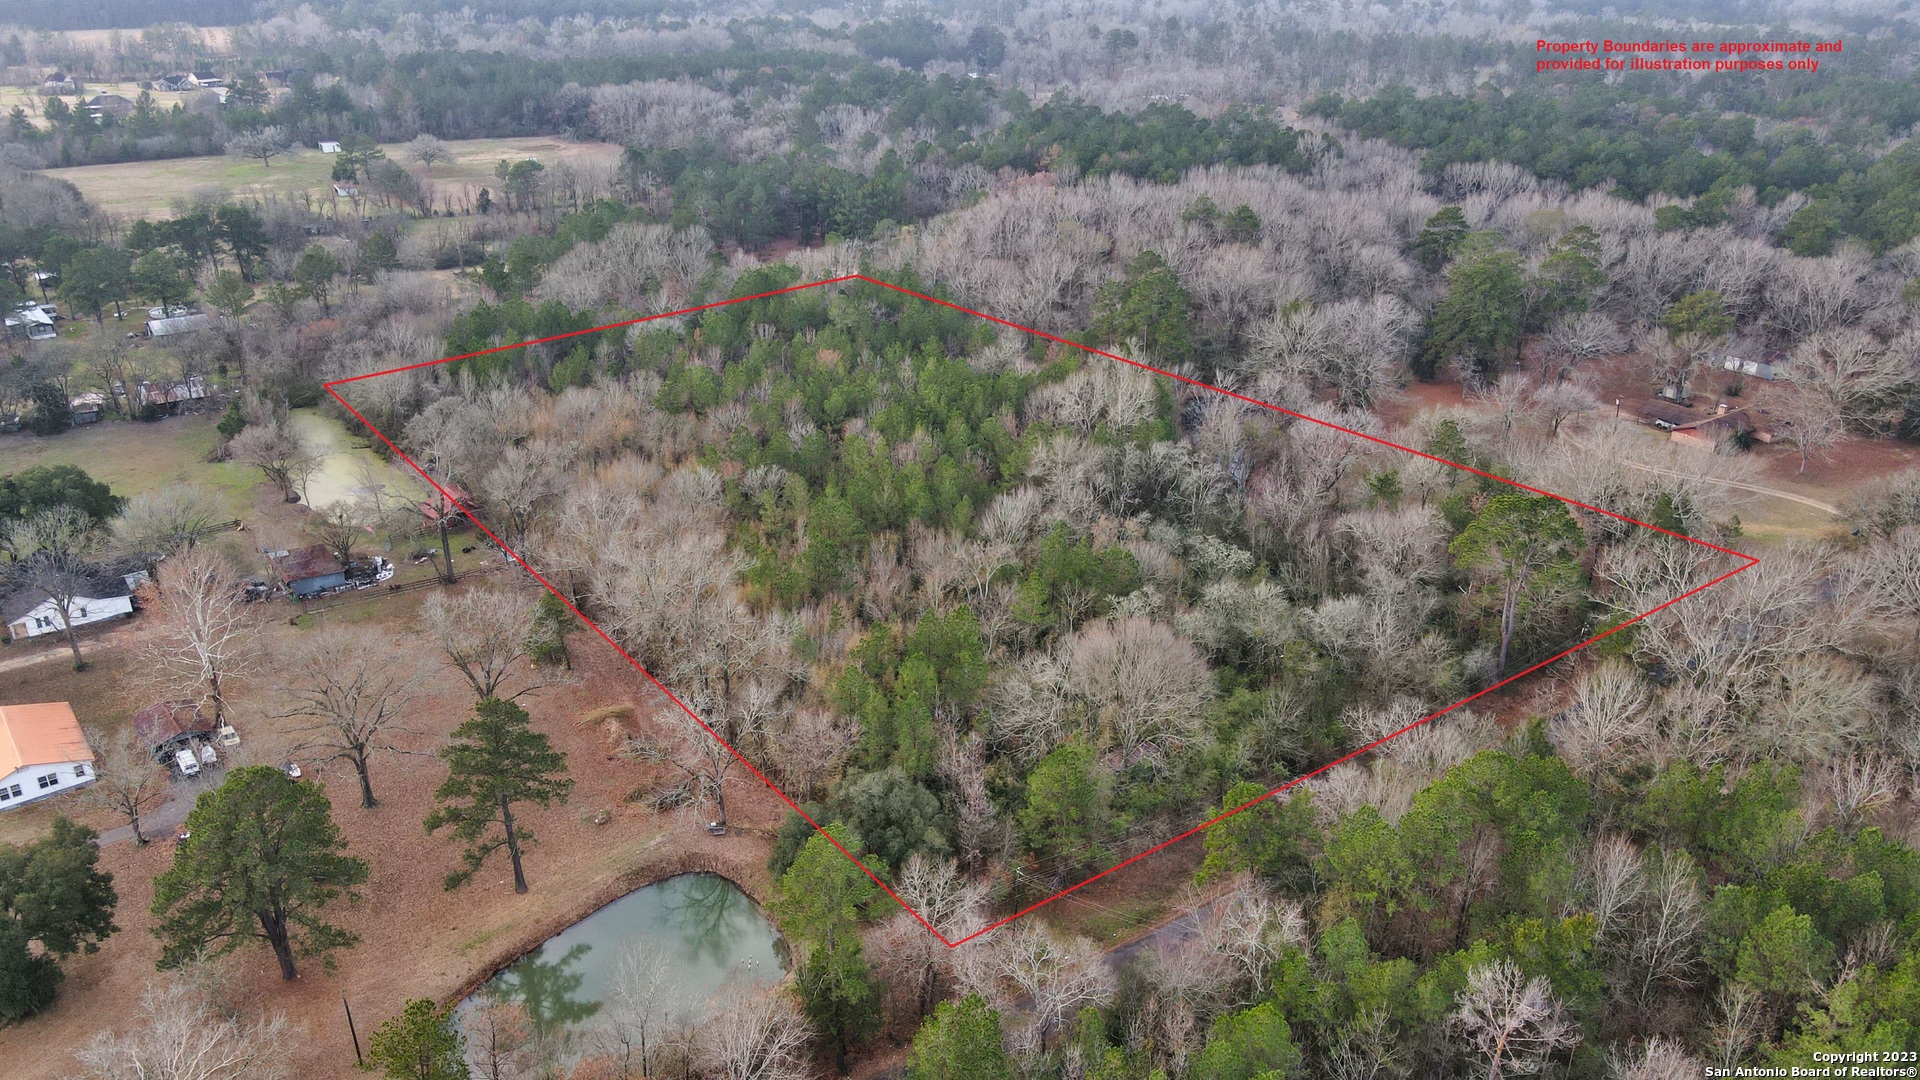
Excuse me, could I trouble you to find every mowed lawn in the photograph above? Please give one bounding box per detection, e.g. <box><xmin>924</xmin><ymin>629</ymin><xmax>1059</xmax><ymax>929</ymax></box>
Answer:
<box><xmin>0</xmin><ymin>413</ymin><xmax>257</xmax><ymax>516</ymax></box>
<box><xmin>44</xmin><ymin>135</ymin><xmax>625</xmax><ymax>219</ymax></box>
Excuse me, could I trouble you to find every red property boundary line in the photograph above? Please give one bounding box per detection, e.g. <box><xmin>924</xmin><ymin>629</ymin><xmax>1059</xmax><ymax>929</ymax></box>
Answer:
<box><xmin>325</xmin><ymin>273</ymin><xmax>1759</xmax><ymax>948</ymax></box>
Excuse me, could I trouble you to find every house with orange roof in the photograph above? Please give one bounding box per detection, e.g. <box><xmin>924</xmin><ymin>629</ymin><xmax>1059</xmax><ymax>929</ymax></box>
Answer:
<box><xmin>0</xmin><ymin>702</ymin><xmax>96</xmax><ymax>810</ymax></box>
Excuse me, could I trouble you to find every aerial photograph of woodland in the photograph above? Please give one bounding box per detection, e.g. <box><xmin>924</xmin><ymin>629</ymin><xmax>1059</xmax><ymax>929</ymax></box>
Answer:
<box><xmin>0</xmin><ymin>0</ymin><xmax>1918</xmax><ymax>1075</ymax></box>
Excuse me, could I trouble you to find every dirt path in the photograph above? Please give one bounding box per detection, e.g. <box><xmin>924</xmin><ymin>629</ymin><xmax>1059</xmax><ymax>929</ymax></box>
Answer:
<box><xmin>0</xmin><ymin>617</ymin><xmax>145</xmax><ymax>674</ymax></box>
<box><xmin>1619</xmin><ymin>459</ymin><xmax>1842</xmax><ymax>516</ymax></box>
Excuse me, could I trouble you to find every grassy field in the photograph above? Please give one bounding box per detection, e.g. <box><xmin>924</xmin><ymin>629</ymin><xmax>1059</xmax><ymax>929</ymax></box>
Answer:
<box><xmin>0</xmin><ymin>412</ymin><xmax>257</xmax><ymax>515</ymax></box>
<box><xmin>45</xmin><ymin>135</ymin><xmax>625</xmax><ymax>219</ymax></box>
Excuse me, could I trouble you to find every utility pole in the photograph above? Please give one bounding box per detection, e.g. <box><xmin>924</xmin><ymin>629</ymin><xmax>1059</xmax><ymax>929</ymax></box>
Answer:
<box><xmin>342</xmin><ymin>992</ymin><xmax>363</xmax><ymax>1066</ymax></box>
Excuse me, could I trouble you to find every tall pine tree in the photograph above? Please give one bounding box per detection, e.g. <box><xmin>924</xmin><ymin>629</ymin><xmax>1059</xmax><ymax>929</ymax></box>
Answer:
<box><xmin>426</xmin><ymin>698</ymin><xmax>573</xmax><ymax>893</ymax></box>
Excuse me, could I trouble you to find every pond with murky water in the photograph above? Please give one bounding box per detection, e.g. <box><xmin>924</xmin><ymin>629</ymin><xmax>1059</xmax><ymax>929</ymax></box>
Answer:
<box><xmin>458</xmin><ymin>873</ymin><xmax>785</xmax><ymax>1057</ymax></box>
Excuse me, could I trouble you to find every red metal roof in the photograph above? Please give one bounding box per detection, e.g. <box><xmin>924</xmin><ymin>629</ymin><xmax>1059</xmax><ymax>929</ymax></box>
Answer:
<box><xmin>268</xmin><ymin>544</ymin><xmax>344</xmax><ymax>583</ymax></box>
<box><xmin>131</xmin><ymin>701</ymin><xmax>212</xmax><ymax>748</ymax></box>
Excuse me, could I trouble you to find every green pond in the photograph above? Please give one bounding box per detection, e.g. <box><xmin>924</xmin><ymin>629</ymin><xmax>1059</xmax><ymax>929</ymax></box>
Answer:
<box><xmin>460</xmin><ymin>873</ymin><xmax>785</xmax><ymax>1040</ymax></box>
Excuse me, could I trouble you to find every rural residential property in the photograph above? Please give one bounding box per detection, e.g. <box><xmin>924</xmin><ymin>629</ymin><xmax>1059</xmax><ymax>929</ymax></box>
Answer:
<box><xmin>3</xmin><ymin>576</ymin><xmax>136</xmax><ymax>641</ymax></box>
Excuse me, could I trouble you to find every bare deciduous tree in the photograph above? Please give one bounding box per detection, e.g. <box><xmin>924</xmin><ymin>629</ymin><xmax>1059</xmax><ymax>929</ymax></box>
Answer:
<box><xmin>1785</xmin><ymin>329</ymin><xmax>1911</xmax><ymax>436</ymax></box>
<box><xmin>1844</xmin><ymin>471</ymin><xmax>1920</xmax><ymax>541</ymax></box>
<box><xmin>626</xmin><ymin>706</ymin><xmax>743</xmax><ymax>827</ymax></box>
<box><xmin>939</xmin><ymin>731</ymin><xmax>1008</xmax><ymax>874</ymax></box>
<box><xmin>1196</xmin><ymin>874</ymin><xmax>1305</xmax><ymax>1004</ymax></box>
<box><xmin>1551</xmin><ymin>660</ymin><xmax>1653</xmax><ymax>785</ymax></box>
<box><xmin>418</xmin><ymin>584</ymin><xmax>550</xmax><ymax>703</ymax></box>
<box><xmin>996</xmin><ymin>617</ymin><xmax>1214</xmax><ymax>767</ymax></box>
<box><xmin>226</xmin><ymin>125</ymin><xmax>292</xmax><ymax>168</ymax></box>
<box><xmin>1706</xmin><ymin>981</ymin><xmax>1764</xmax><ymax>1071</ymax></box>
<box><xmin>1602</xmin><ymin>545</ymin><xmax>1851</xmax><ymax>706</ymax></box>
<box><xmin>1776</xmin><ymin>366</ymin><xmax>1864</xmax><ymax>475</ymax></box>
<box><xmin>1542</xmin><ymin>311</ymin><xmax>1625</xmax><ymax>377</ymax></box>
<box><xmin>404</xmin><ymin>133</ymin><xmax>455</xmax><ymax>168</ymax></box>
<box><xmin>480</xmin><ymin>442</ymin><xmax>568</xmax><ymax>554</ymax></box>
<box><xmin>1747</xmin><ymin>653</ymin><xmax>1880</xmax><ymax>766</ymax></box>
<box><xmin>1631</xmin><ymin>848</ymin><xmax>1705</xmax><ymax>1003</ymax></box>
<box><xmin>1604</xmin><ymin>1037</ymin><xmax>1701</xmax><ymax>1080</ymax></box>
<box><xmin>464</xmin><ymin>999</ymin><xmax>536</xmax><ymax>1080</ymax></box>
<box><xmin>1862</xmin><ymin>527</ymin><xmax>1920</xmax><ymax>648</ymax></box>
<box><xmin>691</xmin><ymin>985</ymin><xmax>809</xmax><ymax>1080</ymax></box>
<box><xmin>1530</xmin><ymin>378</ymin><xmax>1600</xmax><ymax>438</ymax></box>
<box><xmin>78</xmin><ymin>724</ymin><xmax>169</xmax><ymax>845</ymax></box>
<box><xmin>113</xmin><ymin>484</ymin><xmax>231</xmax><ymax>554</ymax></box>
<box><xmin>1820</xmin><ymin>753</ymin><xmax>1900</xmax><ymax>829</ymax></box>
<box><xmin>1765</xmin><ymin>253</ymin><xmax>1875</xmax><ymax>338</ymax></box>
<box><xmin>229</xmin><ymin>420</ymin><xmax>321</xmax><ymax>503</ymax></box>
<box><xmin>73</xmin><ymin>978</ymin><xmax>295</xmax><ymax>1080</ymax></box>
<box><xmin>588</xmin><ymin>940</ymin><xmax>682</xmax><ymax>1078</ymax></box>
<box><xmin>997</xmin><ymin>922</ymin><xmax>1115</xmax><ymax>1057</ymax></box>
<box><xmin>1581</xmin><ymin>834</ymin><xmax>1645</xmax><ymax>947</ymax></box>
<box><xmin>142</xmin><ymin>545</ymin><xmax>258</xmax><ymax>725</ymax></box>
<box><xmin>1452</xmin><ymin>958</ymin><xmax>1581</xmax><ymax>1079</ymax></box>
<box><xmin>279</xmin><ymin>628</ymin><xmax>423</xmax><ymax>808</ymax></box>
<box><xmin>769</xmin><ymin>707</ymin><xmax>854</xmax><ymax>803</ymax></box>
<box><xmin>305</xmin><ymin>502</ymin><xmax>369</xmax><ymax>572</ymax></box>
<box><xmin>874</xmin><ymin>854</ymin><xmax>990</xmax><ymax>1024</ymax></box>
<box><xmin>2</xmin><ymin>506</ymin><xmax>105</xmax><ymax>669</ymax></box>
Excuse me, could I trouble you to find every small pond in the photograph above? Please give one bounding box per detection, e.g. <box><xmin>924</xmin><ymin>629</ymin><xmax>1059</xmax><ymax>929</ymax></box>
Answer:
<box><xmin>459</xmin><ymin>873</ymin><xmax>785</xmax><ymax>1048</ymax></box>
<box><xmin>287</xmin><ymin>409</ymin><xmax>414</xmax><ymax>509</ymax></box>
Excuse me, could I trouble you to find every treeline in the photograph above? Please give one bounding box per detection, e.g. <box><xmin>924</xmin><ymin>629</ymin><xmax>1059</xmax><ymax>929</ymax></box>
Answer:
<box><xmin>1</xmin><ymin>0</ymin><xmax>253</xmax><ymax>31</ymax></box>
<box><xmin>970</xmin><ymin>98</ymin><xmax>1316</xmax><ymax>184</ymax></box>
<box><xmin>1317</xmin><ymin>77</ymin><xmax>1920</xmax><ymax>253</ymax></box>
<box><xmin>7</xmin><ymin>90</ymin><xmax>224</xmax><ymax>169</ymax></box>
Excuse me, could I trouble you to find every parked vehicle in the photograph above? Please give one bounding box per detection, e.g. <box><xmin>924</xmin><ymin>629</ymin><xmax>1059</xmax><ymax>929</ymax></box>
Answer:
<box><xmin>174</xmin><ymin>748</ymin><xmax>200</xmax><ymax>777</ymax></box>
<box><xmin>217</xmin><ymin>724</ymin><xmax>240</xmax><ymax>747</ymax></box>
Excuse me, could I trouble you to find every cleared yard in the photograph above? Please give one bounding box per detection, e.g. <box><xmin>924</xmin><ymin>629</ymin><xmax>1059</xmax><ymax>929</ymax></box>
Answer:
<box><xmin>44</xmin><ymin>135</ymin><xmax>625</xmax><ymax>219</ymax></box>
<box><xmin>0</xmin><ymin>584</ymin><xmax>786</xmax><ymax>1080</ymax></box>
<box><xmin>0</xmin><ymin>412</ymin><xmax>256</xmax><ymax>516</ymax></box>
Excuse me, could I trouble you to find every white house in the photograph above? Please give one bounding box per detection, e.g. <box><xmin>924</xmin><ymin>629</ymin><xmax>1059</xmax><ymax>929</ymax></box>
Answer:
<box><xmin>4</xmin><ymin>575</ymin><xmax>137</xmax><ymax>641</ymax></box>
<box><xmin>0</xmin><ymin>702</ymin><xmax>96</xmax><ymax>810</ymax></box>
